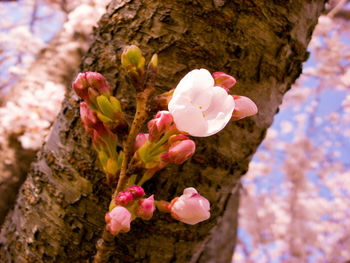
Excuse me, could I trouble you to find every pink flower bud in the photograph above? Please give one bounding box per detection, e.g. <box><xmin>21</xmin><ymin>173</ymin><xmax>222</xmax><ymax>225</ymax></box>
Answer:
<box><xmin>148</xmin><ymin>111</ymin><xmax>173</xmax><ymax>141</ymax></box>
<box><xmin>126</xmin><ymin>185</ymin><xmax>145</xmax><ymax>199</ymax></box>
<box><xmin>135</xmin><ymin>195</ymin><xmax>155</xmax><ymax>220</ymax></box>
<box><xmin>167</xmin><ymin>134</ymin><xmax>189</xmax><ymax>145</ymax></box>
<box><xmin>80</xmin><ymin>102</ymin><xmax>99</xmax><ymax>136</ymax></box>
<box><xmin>212</xmin><ymin>72</ymin><xmax>236</xmax><ymax>91</ymax></box>
<box><xmin>115</xmin><ymin>191</ymin><xmax>134</xmax><ymax>206</ymax></box>
<box><xmin>105</xmin><ymin>206</ymin><xmax>132</xmax><ymax>235</ymax></box>
<box><xmin>73</xmin><ymin>72</ymin><xmax>112</xmax><ymax>104</ymax></box>
<box><xmin>231</xmin><ymin>95</ymin><xmax>258</xmax><ymax>120</ymax></box>
<box><xmin>73</xmin><ymin>73</ymin><xmax>89</xmax><ymax>102</ymax></box>
<box><xmin>161</xmin><ymin>139</ymin><xmax>195</xmax><ymax>164</ymax></box>
<box><xmin>80</xmin><ymin>102</ymin><xmax>118</xmax><ymax>151</ymax></box>
<box><xmin>85</xmin><ymin>72</ymin><xmax>112</xmax><ymax>97</ymax></box>
<box><xmin>170</xmin><ymin>187</ymin><xmax>210</xmax><ymax>225</ymax></box>
<box><xmin>134</xmin><ymin>133</ymin><xmax>149</xmax><ymax>153</ymax></box>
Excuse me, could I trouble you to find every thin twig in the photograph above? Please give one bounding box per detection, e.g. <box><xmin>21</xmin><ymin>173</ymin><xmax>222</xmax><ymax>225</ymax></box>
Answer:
<box><xmin>114</xmin><ymin>85</ymin><xmax>155</xmax><ymax>196</ymax></box>
<box><xmin>93</xmin><ymin>85</ymin><xmax>155</xmax><ymax>263</ymax></box>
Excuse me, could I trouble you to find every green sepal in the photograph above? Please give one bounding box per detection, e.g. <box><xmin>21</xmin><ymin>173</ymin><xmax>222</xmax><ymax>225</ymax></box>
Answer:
<box><xmin>106</xmin><ymin>158</ymin><xmax>119</xmax><ymax>175</ymax></box>
<box><xmin>149</xmin><ymin>54</ymin><xmax>158</xmax><ymax>69</ymax></box>
<box><xmin>109</xmin><ymin>200</ymin><xmax>116</xmax><ymax>211</ymax></box>
<box><xmin>96</xmin><ymin>95</ymin><xmax>114</xmax><ymax>119</ymax></box>
<box><xmin>98</xmin><ymin>151</ymin><xmax>108</xmax><ymax>169</ymax></box>
<box><xmin>110</xmin><ymin>96</ymin><xmax>122</xmax><ymax>112</ymax></box>
<box><xmin>117</xmin><ymin>151</ymin><xmax>124</xmax><ymax>167</ymax></box>
<box><xmin>97</xmin><ymin>112</ymin><xmax>113</xmax><ymax>123</ymax></box>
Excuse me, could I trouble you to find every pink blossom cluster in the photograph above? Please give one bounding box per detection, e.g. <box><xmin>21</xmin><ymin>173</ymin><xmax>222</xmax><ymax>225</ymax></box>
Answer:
<box><xmin>106</xmin><ymin>186</ymin><xmax>211</xmax><ymax>235</ymax></box>
<box><xmin>106</xmin><ymin>186</ymin><xmax>155</xmax><ymax>235</ymax></box>
<box><xmin>0</xmin><ymin>81</ymin><xmax>65</xmax><ymax>149</ymax></box>
<box><xmin>235</xmin><ymin>6</ymin><xmax>350</xmax><ymax>261</ymax></box>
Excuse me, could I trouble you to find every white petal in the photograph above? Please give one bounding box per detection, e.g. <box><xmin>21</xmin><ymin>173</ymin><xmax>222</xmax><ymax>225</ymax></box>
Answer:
<box><xmin>168</xmin><ymin>94</ymin><xmax>191</xmax><ymax>112</ymax></box>
<box><xmin>204</xmin><ymin>86</ymin><xmax>235</xmax><ymax>136</ymax></box>
<box><xmin>192</xmin><ymin>69</ymin><xmax>214</xmax><ymax>91</ymax></box>
<box><xmin>190</xmin><ymin>87</ymin><xmax>212</xmax><ymax>111</ymax></box>
<box><xmin>171</xmin><ymin>103</ymin><xmax>208</xmax><ymax>136</ymax></box>
<box><xmin>183</xmin><ymin>187</ymin><xmax>198</xmax><ymax>196</ymax></box>
<box><xmin>173</xmin><ymin>69</ymin><xmax>214</xmax><ymax>101</ymax></box>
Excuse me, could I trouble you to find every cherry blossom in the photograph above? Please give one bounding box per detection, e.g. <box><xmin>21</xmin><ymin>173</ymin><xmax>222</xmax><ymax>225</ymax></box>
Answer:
<box><xmin>168</xmin><ymin>69</ymin><xmax>235</xmax><ymax>137</ymax></box>
<box><xmin>170</xmin><ymin>187</ymin><xmax>210</xmax><ymax>225</ymax></box>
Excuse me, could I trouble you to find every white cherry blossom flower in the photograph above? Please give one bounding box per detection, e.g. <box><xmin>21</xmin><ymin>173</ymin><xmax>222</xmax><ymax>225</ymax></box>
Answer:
<box><xmin>168</xmin><ymin>69</ymin><xmax>235</xmax><ymax>137</ymax></box>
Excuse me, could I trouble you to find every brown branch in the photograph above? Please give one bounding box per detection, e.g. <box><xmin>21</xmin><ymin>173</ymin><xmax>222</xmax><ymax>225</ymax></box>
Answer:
<box><xmin>114</xmin><ymin>84</ymin><xmax>155</xmax><ymax>196</ymax></box>
<box><xmin>93</xmin><ymin>84</ymin><xmax>155</xmax><ymax>263</ymax></box>
<box><xmin>93</xmin><ymin>228</ymin><xmax>116</xmax><ymax>263</ymax></box>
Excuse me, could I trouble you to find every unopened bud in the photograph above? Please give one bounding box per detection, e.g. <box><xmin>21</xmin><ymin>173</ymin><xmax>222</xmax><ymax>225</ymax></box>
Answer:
<box><xmin>170</xmin><ymin>187</ymin><xmax>210</xmax><ymax>225</ymax></box>
<box><xmin>85</xmin><ymin>72</ymin><xmax>112</xmax><ymax>97</ymax></box>
<box><xmin>126</xmin><ymin>185</ymin><xmax>145</xmax><ymax>199</ymax></box>
<box><xmin>161</xmin><ymin>139</ymin><xmax>195</xmax><ymax>164</ymax></box>
<box><xmin>80</xmin><ymin>102</ymin><xmax>99</xmax><ymax>136</ymax></box>
<box><xmin>115</xmin><ymin>191</ymin><xmax>134</xmax><ymax>206</ymax></box>
<box><xmin>212</xmin><ymin>72</ymin><xmax>236</xmax><ymax>92</ymax></box>
<box><xmin>231</xmin><ymin>95</ymin><xmax>258</xmax><ymax>120</ymax></box>
<box><xmin>73</xmin><ymin>72</ymin><xmax>112</xmax><ymax>105</ymax></box>
<box><xmin>149</xmin><ymin>54</ymin><xmax>158</xmax><ymax>69</ymax></box>
<box><xmin>134</xmin><ymin>133</ymin><xmax>149</xmax><ymax>153</ymax></box>
<box><xmin>105</xmin><ymin>206</ymin><xmax>132</xmax><ymax>235</ymax></box>
<box><xmin>73</xmin><ymin>73</ymin><xmax>89</xmax><ymax>102</ymax></box>
<box><xmin>146</xmin><ymin>54</ymin><xmax>158</xmax><ymax>86</ymax></box>
<box><xmin>135</xmin><ymin>195</ymin><xmax>155</xmax><ymax>220</ymax></box>
<box><xmin>121</xmin><ymin>45</ymin><xmax>145</xmax><ymax>70</ymax></box>
<box><xmin>148</xmin><ymin>111</ymin><xmax>173</xmax><ymax>141</ymax></box>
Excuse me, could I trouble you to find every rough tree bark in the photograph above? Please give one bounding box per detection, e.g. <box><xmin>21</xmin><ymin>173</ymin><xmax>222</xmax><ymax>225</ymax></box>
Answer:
<box><xmin>0</xmin><ymin>0</ymin><xmax>324</xmax><ymax>262</ymax></box>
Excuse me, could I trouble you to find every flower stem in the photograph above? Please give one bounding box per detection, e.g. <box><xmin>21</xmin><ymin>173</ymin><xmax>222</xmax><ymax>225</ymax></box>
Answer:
<box><xmin>93</xmin><ymin>228</ymin><xmax>115</xmax><ymax>263</ymax></box>
<box><xmin>114</xmin><ymin>84</ymin><xmax>155</xmax><ymax>198</ymax></box>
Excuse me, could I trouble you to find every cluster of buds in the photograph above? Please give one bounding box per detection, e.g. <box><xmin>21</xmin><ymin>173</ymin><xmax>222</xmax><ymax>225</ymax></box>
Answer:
<box><xmin>106</xmin><ymin>186</ymin><xmax>210</xmax><ymax>236</ymax></box>
<box><xmin>73</xmin><ymin>73</ymin><xmax>127</xmax><ymax>184</ymax></box>
<box><xmin>106</xmin><ymin>185</ymin><xmax>155</xmax><ymax>235</ymax></box>
<box><xmin>133</xmin><ymin>111</ymin><xmax>195</xmax><ymax>185</ymax></box>
<box><xmin>73</xmin><ymin>72</ymin><xmax>128</xmax><ymax>135</ymax></box>
<box><xmin>80</xmin><ymin>102</ymin><xmax>121</xmax><ymax>183</ymax></box>
<box><xmin>121</xmin><ymin>45</ymin><xmax>158</xmax><ymax>91</ymax></box>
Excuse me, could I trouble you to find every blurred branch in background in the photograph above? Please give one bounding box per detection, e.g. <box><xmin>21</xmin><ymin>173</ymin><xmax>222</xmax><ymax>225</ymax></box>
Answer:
<box><xmin>0</xmin><ymin>0</ymin><xmax>109</xmax><ymax>225</ymax></box>
<box><xmin>235</xmin><ymin>1</ymin><xmax>350</xmax><ymax>262</ymax></box>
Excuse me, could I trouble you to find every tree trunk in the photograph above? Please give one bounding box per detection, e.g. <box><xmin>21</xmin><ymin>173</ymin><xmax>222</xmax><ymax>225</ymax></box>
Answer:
<box><xmin>0</xmin><ymin>0</ymin><xmax>324</xmax><ymax>262</ymax></box>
